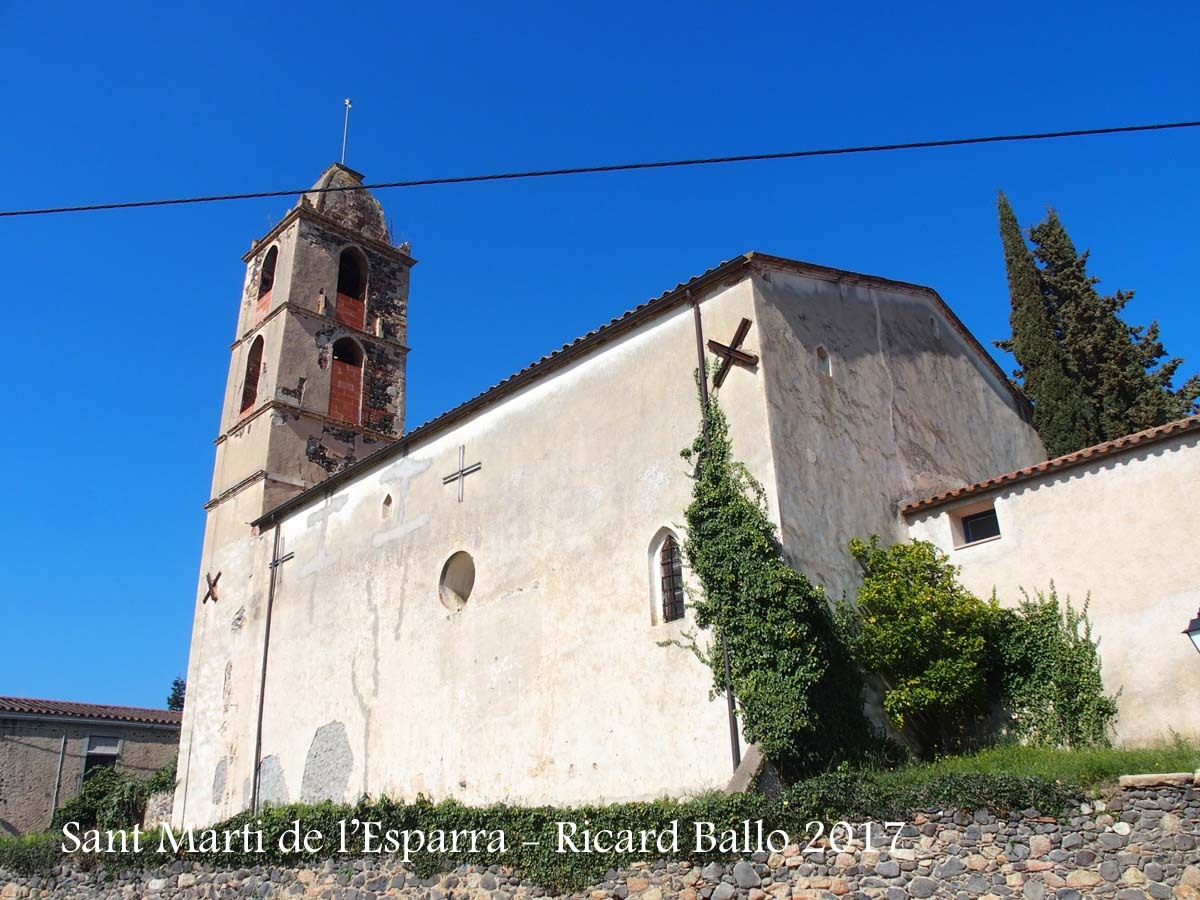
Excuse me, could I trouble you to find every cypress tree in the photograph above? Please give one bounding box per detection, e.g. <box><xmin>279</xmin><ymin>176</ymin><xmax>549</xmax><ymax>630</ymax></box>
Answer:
<box><xmin>1029</xmin><ymin>211</ymin><xmax>1199</xmax><ymax>437</ymax></box>
<box><xmin>996</xmin><ymin>196</ymin><xmax>1198</xmax><ymax>455</ymax></box>
<box><xmin>994</xmin><ymin>193</ymin><xmax>1095</xmax><ymax>457</ymax></box>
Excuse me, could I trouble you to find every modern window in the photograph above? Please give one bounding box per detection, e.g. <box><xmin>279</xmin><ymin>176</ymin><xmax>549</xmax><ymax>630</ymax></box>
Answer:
<box><xmin>660</xmin><ymin>536</ymin><xmax>686</xmax><ymax>623</ymax></box>
<box><xmin>240</xmin><ymin>336</ymin><xmax>264</xmax><ymax>412</ymax></box>
<box><xmin>83</xmin><ymin>735</ymin><xmax>120</xmax><ymax>779</ymax></box>
<box><xmin>960</xmin><ymin>506</ymin><xmax>1001</xmax><ymax>545</ymax></box>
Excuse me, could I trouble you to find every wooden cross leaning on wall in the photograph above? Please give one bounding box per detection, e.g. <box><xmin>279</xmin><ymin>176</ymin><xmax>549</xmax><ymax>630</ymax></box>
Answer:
<box><xmin>203</xmin><ymin>571</ymin><xmax>221</xmax><ymax>604</ymax></box>
<box><xmin>707</xmin><ymin>317</ymin><xmax>759</xmax><ymax>387</ymax></box>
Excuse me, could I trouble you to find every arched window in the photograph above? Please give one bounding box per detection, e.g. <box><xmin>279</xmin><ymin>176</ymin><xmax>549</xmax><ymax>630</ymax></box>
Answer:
<box><xmin>256</xmin><ymin>247</ymin><xmax>278</xmax><ymax>321</ymax></box>
<box><xmin>816</xmin><ymin>345</ymin><xmax>833</xmax><ymax>378</ymax></box>
<box><xmin>335</xmin><ymin>248</ymin><xmax>367</xmax><ymax>330</ymax></box>
<box><xmin>329</xmin><ymin>337</ymin><xmax>364</xmax><ymax>425</ymax></box>
<box><xmin>259</xmin><ymin>247</ymin><xmax>278</xmax><ymax>299</ymax></box>
<box><xmin>659</xmin><ymin>536</ymin><xmax>685</xmax><ymax>623</ymax></box>
<box><xmin>240</xmin><ymin>336</ymin><xmax>264</xmax><ymax>413</ymax></box>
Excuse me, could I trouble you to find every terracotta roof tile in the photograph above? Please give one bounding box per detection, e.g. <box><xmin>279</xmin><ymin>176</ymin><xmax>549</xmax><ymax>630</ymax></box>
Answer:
<box><xmin>901</xmin><ymin>414</ymin><xmax>1200</xmax><ymax>516</ymax></box>
<box><xmin>0</xmin><ymin>696</ymin><xmax>182</xmax><ymax>727</ymax></box>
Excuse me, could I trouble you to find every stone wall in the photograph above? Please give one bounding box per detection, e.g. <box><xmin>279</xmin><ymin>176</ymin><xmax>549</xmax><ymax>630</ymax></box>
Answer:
<box><xmin>4</xmin><ymin>777</ymin><xmax>1198</xmax><ymax>899</ymax></box>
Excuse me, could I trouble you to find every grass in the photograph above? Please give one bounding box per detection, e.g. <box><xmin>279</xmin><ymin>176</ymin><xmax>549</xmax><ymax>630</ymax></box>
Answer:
<box><xmin>892</xmin><ymin>736</ymin><xmax>1200</xmax><ymax>789</ymax></box>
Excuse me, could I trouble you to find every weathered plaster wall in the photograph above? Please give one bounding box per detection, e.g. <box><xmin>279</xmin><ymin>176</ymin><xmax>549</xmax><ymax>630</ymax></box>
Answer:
<box><xmin>176</xmin><ymin>276</ymin><xmax>777</xmax><ymax>827</ymax></box>
<box><xmin>905</xmin><ymin>432</ymin><xmax>1200</xmax><ymax>745</ymax></box>
<box><xmin>174</xmin><ymin>481</ymin><xmax>275</xmax><ymax>829</ymax></box>
<box><xmin>0</xmin><ymin>719</ymin><xmax>177</xmax><ymax>835</ymax></box>
<box><xmin>752</xmin><ymin>265</ymin><xmax>1045</xmax><ymax>603</ymax></box>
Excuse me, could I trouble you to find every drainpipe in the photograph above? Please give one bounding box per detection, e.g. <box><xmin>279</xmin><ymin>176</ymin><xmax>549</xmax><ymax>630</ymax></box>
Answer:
<box><xmin>688</xmin><ymin>289</ymin><xmax>742</xmax><ymax>772</ymax></box>
<box><xmin>50</xmin><ymin>735</ymin><xmax>66</xmax><ymax>819</ymax></box>
<box><xmin>250</xmin><ymin>524</ymin><xmax>283</xmax><ymax>813</ymax></box>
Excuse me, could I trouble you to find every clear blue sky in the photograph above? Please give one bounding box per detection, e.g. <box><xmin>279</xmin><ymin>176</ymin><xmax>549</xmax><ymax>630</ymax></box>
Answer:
<box><xmin>0</xmin><ymin>0</ymin><xmax>1196</xmax><ymax>709</ymax></box>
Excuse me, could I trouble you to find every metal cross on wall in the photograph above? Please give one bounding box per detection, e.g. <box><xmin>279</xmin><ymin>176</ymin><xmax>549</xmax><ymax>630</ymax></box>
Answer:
<box><xmin>707</xmin><ymin>317</ymin><xmax>759</xmax><ymax>387</ymax></box>
<box><xmin>203</xmin><ymin>571</ymin><xmax>221</xmax><ymax>604</ymax></box>
<box><xmin>442</xmin><ymin>445</ymin><xmax>482</xmax><ymax>502</ymax></box>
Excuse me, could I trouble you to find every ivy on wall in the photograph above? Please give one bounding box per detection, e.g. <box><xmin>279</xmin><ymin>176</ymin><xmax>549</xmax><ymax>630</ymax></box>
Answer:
<box><xmin>675</xmin><ymin>384</ymin><xmax>869</xmax><ymax>775</ymax></box>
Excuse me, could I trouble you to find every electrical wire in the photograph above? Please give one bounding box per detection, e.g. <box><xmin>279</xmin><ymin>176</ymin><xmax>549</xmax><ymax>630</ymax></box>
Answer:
<box><xmin>1</xmin><ymin>119</ymin><xmax>1197</xmax><ymax>219</ymax></box>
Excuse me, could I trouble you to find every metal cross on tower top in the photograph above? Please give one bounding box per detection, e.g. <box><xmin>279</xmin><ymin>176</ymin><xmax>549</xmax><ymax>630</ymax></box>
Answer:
<box><xmin>442</xmin><ymin>445</ymin><xmax>482</xmax><ymax>502</ymax></box>
<box><xmin>707</xmin><ymin>317</ymin><xmax>759</xmax><ymax>387</ymax></box>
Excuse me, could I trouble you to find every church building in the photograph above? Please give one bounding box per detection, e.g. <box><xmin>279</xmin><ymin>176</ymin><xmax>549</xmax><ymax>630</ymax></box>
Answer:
<box><xmin>173</xmin><ymin>163</ymin><xmax>1196</xmax><ymax>829</ymax></box>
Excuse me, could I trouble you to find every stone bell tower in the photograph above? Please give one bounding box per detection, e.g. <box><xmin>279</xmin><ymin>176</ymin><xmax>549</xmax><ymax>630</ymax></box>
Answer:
<box><xmin>208</xmin><ymin>163</ymin><xmax>415</xmax><ymax>518</ymax></box>
<box><xmin>175</xmin><ymin>164</ymin><xmax>414</xmax><ymax>826</ymax></box>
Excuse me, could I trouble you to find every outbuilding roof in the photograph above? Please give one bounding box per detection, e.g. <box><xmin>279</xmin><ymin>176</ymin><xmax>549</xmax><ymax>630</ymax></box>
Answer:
<box><xmin>901</xmin><ymin>414</ymin><xmax>1200</xmax><ymax>516</ymax></box>
<box><xmin>0</xmin><ymin>696</ymin><xmax>182</xmax><ymax>727</ymax></box>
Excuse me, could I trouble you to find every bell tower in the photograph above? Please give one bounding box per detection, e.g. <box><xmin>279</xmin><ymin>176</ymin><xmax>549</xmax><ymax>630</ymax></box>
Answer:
<box><xmin>208</xmin><ymin>163</ymin><xmax>415</xmax><ymax>518</ymax></box>
<box><xmin>175</xmin><ymin>164</ymin><xmax>414</xmax><ymax>826</ymax></box>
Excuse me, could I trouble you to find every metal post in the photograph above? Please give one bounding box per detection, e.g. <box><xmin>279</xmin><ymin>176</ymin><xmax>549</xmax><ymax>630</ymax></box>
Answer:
<box><xmin>251</xmin><ymin>525</ymin><xmax>288</xmax><ymax>813</ymax></box>
<box><xmin>340</xmin><ymin>99</ymin><xmax>352</xmax><ymax>165</ymax></box>
<box><xmin>689</xmin><ymin>289</ymin><xmax>742</xmax><ymax>772</ymax></box>
<box><xmin>50</xmin><ymin>735</ymin><xmax>66</xmax><ymax>818</ymax></box>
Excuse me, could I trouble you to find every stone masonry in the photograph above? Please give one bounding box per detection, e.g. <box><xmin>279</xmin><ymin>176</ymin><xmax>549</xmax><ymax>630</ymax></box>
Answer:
<box><xmin>3</xmin><ymin>776</ymin><xmax>1198</xmax><ymax>899</ymax></box>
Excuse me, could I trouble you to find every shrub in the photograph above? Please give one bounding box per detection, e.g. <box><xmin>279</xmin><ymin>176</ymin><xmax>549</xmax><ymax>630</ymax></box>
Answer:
<box><xmin>145</xmin><ymin>758</ymin><xmax>178</xmax><ymax>796</ymax></box>
<box><xmin>993</xmin><ymin>588</ymin><xmax>1119</xmax><ymax>747</ymax></box>
<box><xmin>838</xmin><ymin>537</ymin><xmax>998</xmax><ymax>755</ymax></box>
<box><xmin>50</xmin><ymin>766</ymin><xmax>146</xmax><ymax>831</ymax></box>
<box><xmin>0</xmin><ymin>832</ymin><xmax>61</xmax><ymax>875</ymax></box>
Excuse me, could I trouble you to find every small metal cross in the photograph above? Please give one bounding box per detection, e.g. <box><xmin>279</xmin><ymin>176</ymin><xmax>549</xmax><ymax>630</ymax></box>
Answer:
<box><xmin>203</xmin><ymin>571</ymin><xmax>221</xmax><ymax>604</ymax></box>
<box><xmin>442</xmin><ymin>445</ymin><xmax>482</xmax><ymax>502</ymax></box>
<box><xmin>270</xmin><ymin>550</ymin><xmax>295</xmax><ymax>571</ymax></box>
<box><xmin>707</xmin><ymin>317</ymin><xmax>759</xmax><ymax>387</ymax></box>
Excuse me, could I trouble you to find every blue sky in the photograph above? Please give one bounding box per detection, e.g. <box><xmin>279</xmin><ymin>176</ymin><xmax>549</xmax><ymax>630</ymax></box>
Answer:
<box><xmin>0</xmin><ymin>0</ymin><xmax>1196</xmax><ymax>708</ymax></box>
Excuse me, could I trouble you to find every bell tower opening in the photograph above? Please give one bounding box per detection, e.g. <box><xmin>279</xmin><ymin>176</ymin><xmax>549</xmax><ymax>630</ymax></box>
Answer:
<box><xmin>335</xmin><ymin>248</ymin><xmax>367</xmax><ymax>330</ymax></box>
<box><xmin>329</xmin><ymin>337</ymin><xmax>364</xmax><ymax>425</ymax></box>
<box><xmin>256</xmin><ymin>246</ymin><xmax>278</xmax><ymax>321</ymax></box>
<box><xmin>240</xmin><ymin>336</ymin><xmax>265</xmax><ymax>413</ymax></box>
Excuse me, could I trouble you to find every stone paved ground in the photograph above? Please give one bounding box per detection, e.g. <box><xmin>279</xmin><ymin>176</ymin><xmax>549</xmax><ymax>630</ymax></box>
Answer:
<box><xmin>3</xmin><ymin>779</ymin><xmax>1198</xmax><ymax>899</ymax></box>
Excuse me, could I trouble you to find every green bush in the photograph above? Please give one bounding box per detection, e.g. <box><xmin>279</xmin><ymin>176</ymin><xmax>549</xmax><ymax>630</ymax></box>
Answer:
<box><xmin>0</xmin><ymin>832</ymin><xmax>61</xmax><ymax>875</ymax></box>
<box><xmin>50</xmin><ymin>766</ymin><xmax>146</xmax><ymax>832</ymax></box>
<box><xmin>4</xmin><ymin>763</ymin><xmax>1089</xmax><ymax>884</ymax></box>
<box><xmin>993</xmin><ymin>588</ymin><xmax>1119</xmax><ymax>747</ymax></box>
<box><xmin>837</xmin><ymin>537</ymin><xmax>998</xmax><ymax>755</ymax></box>
<box><xmin>145</xmin><ymin>758</ymin><xmax>178</xmax><ymax>796</ymax></box>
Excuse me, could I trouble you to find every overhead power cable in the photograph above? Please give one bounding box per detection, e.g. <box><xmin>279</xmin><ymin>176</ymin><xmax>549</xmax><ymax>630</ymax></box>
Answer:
<box><xmin>2</xmin><ymin>119</ymin><xmax>1198</xmax><ymax>219</ymax></box>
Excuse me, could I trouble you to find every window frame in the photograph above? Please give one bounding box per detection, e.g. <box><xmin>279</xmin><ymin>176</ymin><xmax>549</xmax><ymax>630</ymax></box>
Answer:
<box><xmin>949</xmin><ymin>499</ymin><xmax>1003</xmax><ymax>549</ymax></box>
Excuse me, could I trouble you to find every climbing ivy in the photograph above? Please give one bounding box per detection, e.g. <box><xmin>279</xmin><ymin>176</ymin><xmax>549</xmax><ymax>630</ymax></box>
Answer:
<box><xmin>992</xmin><ymin>588</ymin><xmax>1119</xmax><ymax>748</ymax></box>
<box><xmin>676</xmin><ymin>382</ymin><xmax>869</xmax><ymax>775</ymax></box>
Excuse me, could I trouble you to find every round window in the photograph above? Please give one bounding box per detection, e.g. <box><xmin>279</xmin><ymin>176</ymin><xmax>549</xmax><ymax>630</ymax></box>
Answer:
<box><xmin>439</xmin><ymin>551</ymin><xmax>475</xmax><ymax>611</ymax></box>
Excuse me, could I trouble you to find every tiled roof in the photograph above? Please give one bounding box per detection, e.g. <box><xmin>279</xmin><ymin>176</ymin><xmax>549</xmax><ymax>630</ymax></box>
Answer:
<box><xmin>254</xmin><ymin>252</ymin><xmax>1025</xmax><ymax>527</ymax></box>
<box><xmin>0</xmin><ymin>696</ymin><xmax>182</xmax><ymax>727</ymax></box>
<box><xmin>901</xmin><ymin>414</ymin><xmax>1200</xmax><ymax>516</ymax></box>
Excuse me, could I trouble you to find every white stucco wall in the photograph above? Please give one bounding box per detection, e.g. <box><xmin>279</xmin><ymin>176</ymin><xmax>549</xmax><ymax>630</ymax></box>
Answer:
<box><xmin>905</xmin><ymin>430</ymin><xmax>1200</xmax><ymax>745</ymax></box>
<box><xmin>176</xmin><ymin>277</ymin><xmax>776</xmax><ymax>827</ymax></box>
<box><xmin>752</xmin><ymin>265</ymin><xmax>1045</xmax><ymax>603</ymax></box>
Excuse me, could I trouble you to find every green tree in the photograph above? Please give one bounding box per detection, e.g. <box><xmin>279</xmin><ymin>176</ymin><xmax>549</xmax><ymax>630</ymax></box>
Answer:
<box><xmin>996</xmin><ymin>195</ymin><xmax>1198</xmax><ymax>454</ymax></box>
<box><xmin>995</xmin><ymin>193</ymin><xmax>1096</xmax><ymax>457</ymax></box>
<box><xmin>167</xmin><ymin>676</ymin><xmax>186</xmax><ymax>712</ymax></box>
<box><xmin>838</xmin><ymin>537</ymin><xmax>997</xmax><ymax>756</ymax></box>
<box><xmin>678</xmin><ymin>383</ymin><xmax>868</xmax><ymax>774</ymax></box>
